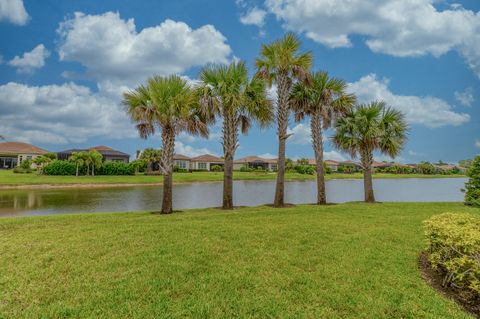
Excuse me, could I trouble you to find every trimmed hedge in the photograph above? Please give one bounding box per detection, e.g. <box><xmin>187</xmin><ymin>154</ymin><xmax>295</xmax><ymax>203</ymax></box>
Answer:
<box><xmin>424</xmin><ymin>213</ymin><xmax>480</xmax><ymax>300</ymax></box>
<box><xmin>97</xmin><ymin>161</ymin><xmax>135</xmax><ymax>176</ymax></box>
<box><xmin>43</xmin><ymin>160</ymin><xmax>76</xmax><ymax>176</ymax></box>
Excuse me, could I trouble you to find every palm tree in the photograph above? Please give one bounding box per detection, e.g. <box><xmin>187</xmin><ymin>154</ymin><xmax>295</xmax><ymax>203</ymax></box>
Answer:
<box><xmin>290</xmin><ymin>71</ymin><xmax>356</xmax><ymax>204</ymax></box>
<box><xmin>89</xmin><ymin>150</ymin><xmax>103</xmax><ymax>176</ymax></box>
<box><xmin>69</xmin><ymin>152</ymin><xmax>84</xmax><ymax>177</ymax></box>
<box><xmin>332</xmin><ymin>101</ymin><xmax>408</xmax><ymax>202</ymax></box>
<box><xmin>140</xmin><ymin>148</ymin><xmax>162</xmax><ymax>173</ymax></box>
<box><xmin>198</xmin><ymin>61</ymin><xmax>272</xmax><ymax>209</ymax></box>
<box><xmin>256</xmin><ymin>33</ymin><xmax>312</xmax><ymax>207</ymax></box>
<box><xmin>124</xmin><ymin>75</ymin><xmax>209</xmax><ymax>214</ymax></box>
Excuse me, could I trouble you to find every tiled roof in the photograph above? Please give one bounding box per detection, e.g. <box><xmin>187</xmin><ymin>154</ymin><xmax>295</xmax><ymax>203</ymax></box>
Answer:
<box><xmin>191</xmin><ymin>154</ymin><xmax>224</xmax><ymax>162</ymax></box>
<box><xmin>173</xmin><ymin>154</ymin><xmax>191</xmax><ymax>160</ymax></box>
<box><xmin>58</xmin><ymin>146</ymin><xmax>129</xmax><ymax>157</ymax></box>
<box><xmin>0</xmin><ymin>142</ymin><xmax>48</xmax><ymax>155</ymax></box>
<box><xmin>234</xmin><ymin>155</ymin><xmax>277</xmax><ymax>164</ymax></box>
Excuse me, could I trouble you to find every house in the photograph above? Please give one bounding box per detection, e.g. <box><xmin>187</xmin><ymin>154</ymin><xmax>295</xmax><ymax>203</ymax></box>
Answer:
<box><xmin>233</xmin><ymin>156</ymin><xmax>278</xmax><ymax>171</ymax></box>
<box><xmin>0</xmin><ymin>142</ymin><xmax>49</xmax><ymax>169</ymax></box>
<box><xmin>338</xmin><ymin>160</ymin><xmax>362</xmax><ymax>172</ymax></box>
<box><xmin>173</xmin><ymin>154</ymin><xmax>191</xmax><ymax>170</ymax></box>
<box><xmin>296</xmin><ymin>159</ymin><xmax>340</xmax><ymax>172</ymax></box>
<box><xmin>324</xmin><ymin>160</ymin><xmax>339</xmax><ymax>172</ymax></box>
<box><xmin>57</xmin><ymin>145</ymin><xmax>130</xmax><ymax>163</ymax></box>
<box><xmin>190</xmin><ymin>154</ymin><xmax>224</xmax><ymax>171</ymax></box>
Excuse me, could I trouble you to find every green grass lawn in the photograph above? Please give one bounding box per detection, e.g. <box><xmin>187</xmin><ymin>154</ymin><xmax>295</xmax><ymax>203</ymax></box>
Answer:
<box><xmin>0</xmin><ymin>169</ymin><xmax>465</xmax><ymax>187</ymax></box>
<box><xmin>0</xmin><ymin>203</ymin><xmax>478</xmax><ymax>318</ymax></box>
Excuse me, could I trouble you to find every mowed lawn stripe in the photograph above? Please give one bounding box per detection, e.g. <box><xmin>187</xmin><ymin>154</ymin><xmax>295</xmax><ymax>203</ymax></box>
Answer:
<box><xmin>0</xmin><ymin>203</ymin><xmax>478</xmax><ymax>318</ymax></box>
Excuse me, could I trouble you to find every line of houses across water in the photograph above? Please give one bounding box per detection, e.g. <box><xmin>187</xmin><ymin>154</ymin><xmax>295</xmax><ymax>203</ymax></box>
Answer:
<box><xmin>0</xmin><ymin>141</ymin><xmax>467</xmax><ymax>173</ymax></box>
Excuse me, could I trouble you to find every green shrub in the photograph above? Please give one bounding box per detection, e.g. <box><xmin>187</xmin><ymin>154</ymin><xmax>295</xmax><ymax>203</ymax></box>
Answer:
<box><xmin>129</xmin><ymin>159</ymin><xmax>147</xmax><ymax>173</ymax></box>
<box><xmin>20</xmin><ymin>159</ymin><xmax>32</xmax><ymax>169</ymax></box>
<box><xmin>43</xmin><ymin>160</ymin><xmax>76</xmax><ymax>175</ymax></box>
<box><xmin>424</xmin><ymin>213</ymin><xmax>480</xmax><ymax>300</ymax></box>
<box><xmin>294</xmin><ymin>165</ymin><xmax>315</xmax><ymax>175</ymax></box>
<box><xmin>464</xmin><ymin>156</ymin><xmax>480</xmax><ymax>207</ymax></box>
<box><xmin>210</xmin><ymin>165</ymin><xmax>223</xmax><ymax>172</ymax></box>
<box><xmin>98</xmin><ymin>161</ymin><xmax>135</xmax><ymax>176</ymax></box>
<box><xmin>173</xmin><ymin>166</ymin><xmax>189</xmax><ymax>173</ymax></box>
<box><xmin>239</xmin><ymin>166</ymin><xmax>254</xmax><ymax>172</ymax></box>
<box><xmin>13</xmin><ymin>167</ymin><xmax>33</xmax><ymax>174</ymax></box>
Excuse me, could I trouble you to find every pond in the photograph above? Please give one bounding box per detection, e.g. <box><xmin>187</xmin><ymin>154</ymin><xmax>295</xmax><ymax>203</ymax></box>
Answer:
<box><xmin>0</xmin><ymin>178</ymin><xmax>467</xmax><ymax>217</ymax></box>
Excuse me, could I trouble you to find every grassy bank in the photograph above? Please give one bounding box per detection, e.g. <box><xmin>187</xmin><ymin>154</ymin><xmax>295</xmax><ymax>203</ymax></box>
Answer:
<box><xmin>0</xmin><ymin>203</ymin><xmax>478</xmax><ymax>318</ymax></box>
<box><xmin>0</xmin><ymin>169</ymin><xmax>465</xmax><ymax>187</ymax></box>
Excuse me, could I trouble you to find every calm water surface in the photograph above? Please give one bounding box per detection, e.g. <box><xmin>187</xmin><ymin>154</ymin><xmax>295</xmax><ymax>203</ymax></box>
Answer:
<box><xmin>0</xmin><ymin>178</ymin><xmax>467</xmax><ymax>217</ymax></box>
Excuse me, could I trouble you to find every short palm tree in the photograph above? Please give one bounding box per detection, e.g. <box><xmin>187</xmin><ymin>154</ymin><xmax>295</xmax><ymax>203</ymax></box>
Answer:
<box><xmin>256</xmin><ymin>33</ymin><xmax>312</xmax><ymax>207</ymax></box>
<box><xmin>140</xmin><ymin>148</ymin><xmax>162</xmax><ymax>173</ymax></box>
<box><xmin>332</xmin><ymin>101</ymin><xmax>408</xmax><ymax>202</ymax></box>
<box><xmin>89</xmin><ymin>150</ymin><xmax>103</xmax><ymax>176</ymax></box>
<box><xmin>198</xmin><ymin>61</ymin><xmax>272</xmax><ymax>209</ymax></box>
<box><xmin>69</xmin><ymin>152</ymin><xmax>85</xmax><ymax>177</ymax></box>
<box><xmin>290</xmin><ymin>71</ymin><xmax>356</xmax><ymax>204</ymax></box>
<box><xmin>124</xmin><ymin>75</ymin><xmax>209</xmax><ymax>214</ymax></box>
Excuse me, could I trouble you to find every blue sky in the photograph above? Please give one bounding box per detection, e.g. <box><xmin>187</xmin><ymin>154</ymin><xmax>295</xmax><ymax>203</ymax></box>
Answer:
<box><xmin>0</xmin><ymin>0</ymin><xmax>479</xmax><ymax>163</ymax></box>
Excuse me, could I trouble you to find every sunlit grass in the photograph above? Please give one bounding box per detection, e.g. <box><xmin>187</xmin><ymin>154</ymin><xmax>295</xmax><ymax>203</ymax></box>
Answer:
<box><xmin>0</xmin><ymin>169</ymin><xmax>464</xmax><ymax>186</ymax></box>
<box><xmin>0</xmin><ymin>202</ymin><xmax>478</xmax><ymax>318</ymax></box>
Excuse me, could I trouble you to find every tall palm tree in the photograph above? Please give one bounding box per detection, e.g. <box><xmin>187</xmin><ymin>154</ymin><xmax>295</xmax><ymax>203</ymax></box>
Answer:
<box><xmin>332</xmin><ymin>101</ymin><xmax>408</xmax><ymax>203</ymax></box>
<box><xmin>124</xmin><ymin>75</ymin><xmax>209</xmax><ymax>214</ymax></box>
<box><xmin>290</xmin><ymin>71</ymin><xmax>356</xmax><ymax>204</ymax></box>
<box><xmin>198</xmin><ymin>61</ymin><xmax>272</xmax><ymax>209</ymax></box>
<box><xmin>256</xmin><ymin>33</ymin><xmax>312</xmax><ymax>207</ymax></box>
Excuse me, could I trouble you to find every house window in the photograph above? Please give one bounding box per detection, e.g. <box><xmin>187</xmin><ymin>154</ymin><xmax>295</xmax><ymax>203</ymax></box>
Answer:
<box><xmin>198</xmin><ymin>162</ymin><xmax>207</xmax><ymax>170</ymax></box>
<box><xmin>27</xmin><ymin>156</ymin><xmax>32</xmax><ymax>160</ymax></box>
<box><xmin>176</xmin><ymin>160</ymin><xmax>187</xmax><ymax>169</ymax></box>
<box><xmin>270</xmin><ymin>164</ymin><xmax>278</xmax><ymax>171</ymax></box>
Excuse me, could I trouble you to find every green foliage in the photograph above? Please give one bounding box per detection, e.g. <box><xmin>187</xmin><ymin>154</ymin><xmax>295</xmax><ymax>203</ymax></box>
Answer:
<box><xmin>173</xmin><ymin>166</ymin><xmax>189</xmax><ymax>173</ymax></box>
<box><xmin>13</xmin><ymin>167</ymin><xmax>33</xmax><ymax>174</ymax></box>
<box><xmin>43</xmin><ymin>160</ymin><xmax>76</xmax><ymax>176</ymax></box>
<box><xmin>416</xmin><ymin>162</ymin><xmax>436</xmax><ymax>175</ymax></box>
<box><xmin>98</xmin><ymin>161</ymin><xmax>135</xmax><ymax>176</ymax></box>
<box><xmin>129</xmin><ymin>159</ymin><xmax>147</xmax><ymax>173</ymax></box>
<box><xmin>459</xmin><ymin>159</ymin><xmax>473</xmax><ymax>169</ymax></box>
<box><xmin>210</xmin><ymin>165</ymin><xmax>223</xmax><ymax>172</ymax></box>
<box><xmin>424</xmin><ymin>213</ymin><xmax>480</xmax><ymax>300</ymax></box>
<box><xmin>384</xmin><ymin>165</ymin><xmax>414</xmax><ymax>174</ymax></box>
<box><xmin>464</xmin><ymin>156</ymin><xmax>480</xmax><ymax>207</ymax></box>
<box><xmin>239</xmin><ymin>166</ymin><xmax>254</xmax><ymax>172</ymax></box>
<box><xmin>294</xmin><ymin>165</ymin><xmax>315</xmax><ymax>175</ymax></box>
<box><xmin>20</xmin><ymin>159</ymin><xmax>32</xmax><ymax>170</ymax></box>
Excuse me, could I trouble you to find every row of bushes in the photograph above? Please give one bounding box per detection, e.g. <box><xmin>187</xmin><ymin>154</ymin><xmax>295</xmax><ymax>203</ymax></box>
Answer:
<box><xmin>424</xmin><ymin>213</ymin><xmax>480</xmax><ymax>302</ymax></box>
<box><xmin>43</xmin><ymin>160</ymin><xmax>137</xmax><ymax>176</ymax></box>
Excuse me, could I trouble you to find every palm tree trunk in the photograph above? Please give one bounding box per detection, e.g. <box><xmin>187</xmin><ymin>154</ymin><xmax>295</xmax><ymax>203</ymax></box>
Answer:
<box><xmin>361</xmin><ymin>150</ymin><xmax>375</xmax><ymax>203</ymax></box>
<box><xmin>274</xmin><ymin>73</ymin><xmax>290</xmax><ymax>207</ymax></box>
<box><xmin>76</xmin><ymin>164</ymin><xmax>79</xmax><ymax>177</ymax></box>
<box><xmin>222</xmin><ymin>112</ymin><xmax>237</xmax><ymax>210</ymax></box>
<box><xmin>311</xmin><ymin>112</ymin><xmax>326</xmax><ymax>204</ymax></box>
<box><xmin>161</xmin><ymin>125</ymin><xmax>175</xmax><ymax>214</ymax></box>
<box><xmin>92</xmin><ymin>165</ymin><xmax>95</xmax><ymax>177</ymax></box>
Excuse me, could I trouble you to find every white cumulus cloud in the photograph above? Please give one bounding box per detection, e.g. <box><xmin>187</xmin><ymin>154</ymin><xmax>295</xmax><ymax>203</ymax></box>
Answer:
<box><xmin>476</xmin><ymin>140</ymin><xmax>480</xmax><ymax>149</ymax></box>
<box><xmin>454</xmin><ymin>87</ymin><xmax>474</xmax><ymax>107</ymax></box>
<box><xmin>0</xmin><ymin>82</ymin><xmax>134</xmax><ymax>145</ymax></box>
<box><xmin>240</xmin><ymin>7</ymin><xmax>267</xmax><ymax>27</ymax></box>
<box><xmin>8</xmin><ymin>44</ymin><xmax>50</xmax><ymax>73</ymax></box>
<box><xmin>348</xmin><ymin>74</ymin><xmax>470</xmax><ymax>127</ymax></box>
<box><xmin>57</xmin><ymin>11</ymin><xmax>232</xmax><ymax>86</ymax></box>
<box><xmin>265</xmin><ymin>0</ymin><xmax>480</xmax><ymax>77</ymax></box>
<box><xmin>0</xmin><ymin>0</ymin><xmax>29</xmax><ymax>25</ymax></box>
<box><xmin>175</xmin><ymin>141</ymin><xmax>218</xmax><ymax>157</ymax></box>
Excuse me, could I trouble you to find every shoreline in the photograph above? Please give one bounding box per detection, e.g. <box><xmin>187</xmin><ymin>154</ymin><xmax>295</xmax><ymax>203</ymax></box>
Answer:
<box><xmin>0</xmin><ymin>174</ymin><xmax>466</xmax><ymax>190</ymax></box>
